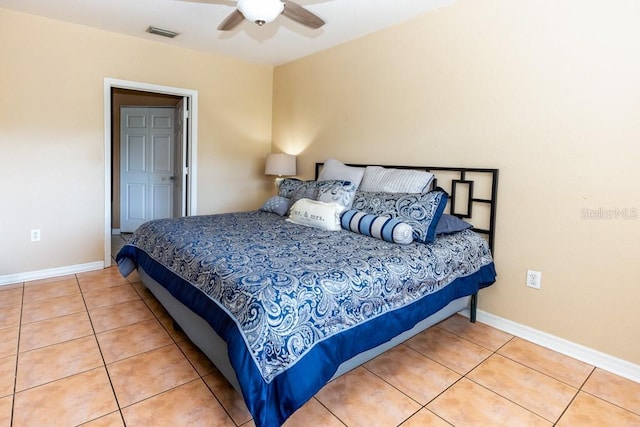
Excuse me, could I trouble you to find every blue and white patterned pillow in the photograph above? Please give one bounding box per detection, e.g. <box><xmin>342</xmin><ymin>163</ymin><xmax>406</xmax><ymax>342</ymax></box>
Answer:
<box><xmin>290</xmin><ymin>186</ymin><xmax>319</xmax><ymax>206</ymax></box>
<box><xmin>317</xmin><ymin>181</ymin><xmax>358</xmax><ymax>209</ymax></box>
<box><xmin>278</xmin><ymin>179</ymin><xmax>357</xmax><ymax>210</ymax></box>
<box><xmin>260</xmin><ymin>196</ymin><xmax>291</xmax><ymax>216</ymax></box>
<box><xmin>277</xmin><ymin>178</ymin><xmax>304</xmax><ymax>199</ymax></box>
<box><xmin>351</xmin><ymin>189</ymin><xmax>449</xmax><ymax>243</ymax></box>
<box><xmin>341</xmin><ymin>210</ymin><xmax>414</xmax><ymax>244</ymax></box>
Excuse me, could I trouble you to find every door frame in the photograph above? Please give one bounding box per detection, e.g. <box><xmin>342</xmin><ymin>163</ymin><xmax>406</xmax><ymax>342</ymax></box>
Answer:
<box><xmin>104</xmin><ymin>78</ymin><xmax>199</xmax><ymax>267</ymax></box>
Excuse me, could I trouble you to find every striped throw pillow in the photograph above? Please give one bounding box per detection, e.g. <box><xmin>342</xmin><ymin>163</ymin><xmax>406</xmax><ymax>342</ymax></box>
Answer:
<box><xmin>359</xmin><ymin>166</ymin><xmax>434</xmax><ymax>193</ymax></box>
<box><xmin>341</xmin><ymin>210</ymin><xmax>414</xmax><ymax>244</ymax></box>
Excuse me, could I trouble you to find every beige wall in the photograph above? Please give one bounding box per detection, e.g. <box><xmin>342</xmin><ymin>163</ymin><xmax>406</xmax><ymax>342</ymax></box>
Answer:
<box><xmin>273</xmin><ymin>0</ymin><xmax>640</xmax><ymax>364</ymax></box>
<box><xmin>0</xmin><ymin>8</ymin><xmax>274</xmax><ymax>275</ymax></box>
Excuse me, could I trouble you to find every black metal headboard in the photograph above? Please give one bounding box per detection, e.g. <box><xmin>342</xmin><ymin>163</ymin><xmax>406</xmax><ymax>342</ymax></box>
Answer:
<box><xmin>315</xmin><ymin>163</ymin><xmax>499</xmax><ymax>253</ymax></box>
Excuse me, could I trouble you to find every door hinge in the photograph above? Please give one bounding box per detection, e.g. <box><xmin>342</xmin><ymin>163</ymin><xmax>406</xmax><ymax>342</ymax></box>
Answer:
<box><xmin>184</xmin><ymin>109</ymin><xmax>190</xmax><ymax>120</ymax></box>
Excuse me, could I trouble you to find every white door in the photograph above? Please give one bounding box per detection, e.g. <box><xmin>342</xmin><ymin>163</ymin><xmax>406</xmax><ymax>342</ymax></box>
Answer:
<box><xmin>120</xmin><ymin>107</ymin><xmax>176</xmax><ymax>233</ymax></box>
<box><xmin>173</xmin><ymin>98</ymin><xmax>188</xmax><ymax>218</ymax></box>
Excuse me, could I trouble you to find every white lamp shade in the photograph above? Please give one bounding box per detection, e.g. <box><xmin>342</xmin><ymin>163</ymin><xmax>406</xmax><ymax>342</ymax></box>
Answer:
<box><xmin>237</xmin><ymin>0</ymin><xmax>284</xmax><ymax>24</ymax></box>
<box><xmin>265</xmin><ymin>153</ymin><xmax>296</xmax><ymax>176</ymax></box>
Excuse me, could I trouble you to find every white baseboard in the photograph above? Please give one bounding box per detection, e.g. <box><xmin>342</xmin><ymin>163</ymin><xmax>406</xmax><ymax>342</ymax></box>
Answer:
<box><xmin>0</xmin><ymin>261</ymin><xmax>105</xmax><ymax>286</ymax></box>
<box><xmin>460</xmin><ymin>308</ymin><xmax>640</xmax><ymax>384</ymax></box>
<box><xmin>112</xmin><ymin>229</ymin><xmax>121</xmax><ymax>235</ymax></box>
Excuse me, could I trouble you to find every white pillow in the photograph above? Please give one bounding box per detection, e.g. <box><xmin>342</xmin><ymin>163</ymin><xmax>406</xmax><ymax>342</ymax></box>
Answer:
<box><xmin>318</xmin><ymin>159</ymin><xmax>365</xmax><ymax>188</ymax></box>
<box><xmin>287</xmin><ymin>199</ymin><xmax>343</xmax><ymax>231</ymax></box>
<box><xmin>359</xmin><ymin>166</ymin><xmax>434</xmax><ymax>193</ymax></box>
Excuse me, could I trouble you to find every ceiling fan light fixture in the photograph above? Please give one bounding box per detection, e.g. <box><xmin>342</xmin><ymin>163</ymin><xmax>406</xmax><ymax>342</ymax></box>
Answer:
<box><xmin>237</xmin><ymin>0</ymin><xmax>284</xmax><ymax>26</ymax></box>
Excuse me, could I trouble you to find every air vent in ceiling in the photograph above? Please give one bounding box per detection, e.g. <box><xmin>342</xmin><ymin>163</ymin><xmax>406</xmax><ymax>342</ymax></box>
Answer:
<box><xmin>146</xmin><ymin>26</ymin><xmax>179</xmax><ymax>38</ymax></box>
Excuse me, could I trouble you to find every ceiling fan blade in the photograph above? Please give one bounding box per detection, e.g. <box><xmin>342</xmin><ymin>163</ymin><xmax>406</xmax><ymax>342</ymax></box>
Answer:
<box><xmin>218</xmin><ymin>9</ymin><xmax>245</xmax><ymax>31</ymax></box>
<box><xmin>282</xmin><ymin>1</ymin><xmax>325</xmax><ymax>29</ymax></box>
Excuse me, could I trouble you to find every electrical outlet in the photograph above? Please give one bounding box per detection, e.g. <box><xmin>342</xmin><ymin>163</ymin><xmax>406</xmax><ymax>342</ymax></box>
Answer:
<box><xmin>30</xmin><ymin>229</ymin><xmax>41</xmax><ymax>242</ymax></box>
<box><xmin>526</xmin><ymin>270</ymin><xmax>541</xmax><ymax>289</ymax></box>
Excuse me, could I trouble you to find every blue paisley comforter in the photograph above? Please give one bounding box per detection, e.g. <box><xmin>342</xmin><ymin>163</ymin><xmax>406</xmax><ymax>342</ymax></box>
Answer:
<box><xmin>117</xmin><ymin>211</ymin><xmax>496</xmax><ymax>427</ymax></box>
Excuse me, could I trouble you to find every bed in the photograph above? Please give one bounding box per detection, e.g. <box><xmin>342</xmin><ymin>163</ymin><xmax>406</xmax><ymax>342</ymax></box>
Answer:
<box><xmin>116</xmin><ymin>162</ymin><xmax>498</xmax><ymax>427</ymax></box>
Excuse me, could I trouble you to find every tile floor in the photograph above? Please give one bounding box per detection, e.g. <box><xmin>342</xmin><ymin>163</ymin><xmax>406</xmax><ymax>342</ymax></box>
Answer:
<box><xmin>1</xmin><ymin>267</ymin><xmax>640</xmax><ymax>426</ymax></box>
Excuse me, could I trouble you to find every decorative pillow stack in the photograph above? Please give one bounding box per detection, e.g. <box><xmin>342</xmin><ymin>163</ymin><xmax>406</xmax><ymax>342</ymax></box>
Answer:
<box><xmin>351</xmin><ymin>189</ymin><xmax>449</xmax><ymax>243</ymax></box>
<box><xmin>262</xmin><ymin>163</ymin><xmax>453</xmax><ymax>242</ymax></box>
<box><xmin>260</xmin><ymin>178</ymin><xmax>357</xmax><ymax>219</ymax></box>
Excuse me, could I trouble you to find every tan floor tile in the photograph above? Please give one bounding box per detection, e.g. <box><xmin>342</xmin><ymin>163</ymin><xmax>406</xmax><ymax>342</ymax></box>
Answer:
<box><xmin>0</xmin><ymin>327</ymin><xmax>19</xmax><ymax>358</ymax></box>
<box><xmin>16</xmin><ymin>335</ymin><xmax>103</xmax><ymax>391</ymax></box>
<box><xmin>76</xmin><ymin>266</ymin><xmax>122</xmax><ymax>281</ymax></box>
<box><xmin>25</xmin><ymin>274</ymin><xmax>76</xmax><ymax>287</ymax></box>
<box><xmin>0</xmin><ymin>355</ymin><xmax>16</xmax><ymax>398</ymax></box>
<box><xmin>316</xmin><ymin>366</ymin><xmax>421</xmax><ymax>427</ymax></box>
<box><xmin>203</xmin><ymin>371</ymin><xmax>251</xmax><ymax>425</ymax></box>
<box><xmin>468</xmin><ymin>354</ymin><xmax>578</xmax><ymax>422</ymax></box>
<box><xmin>79</xmin><ymin>411</ymin><xmax>124</xmax><ymax>427</ymax></box>
<box><xmin>428</xmin><ymin>378</ymin><xmax>551</xmax><ymax>427</ymax></box>
<box><xmin>108</xmin><ymin>344</ymin><xmax>198</xmax><ymax>407</ymax></box>
<box><xmin>97</xmin><ymin>319</ymin><xmax>173</xmax><ymax>364</ymax></box>
<box><xmin>283</xmin><ymin>397</ymin><xmax>343</xmax><ymax>427</ymax></box>
<box><xmin>83</xmin><ymin>284</ymin><xmax>139</xmax><ymax>310</ymax></box>
<box><xmin>19</xmin><ymin>311</ymin><xmax>93</xmax><ymax>352</ymax></box>
<box><xmin>126</xmin><ymin>269</ymin><xmax>141</xmax><ymax>283</ymax></box>
<box><xmin>498</xmin><ymin>337</ymin><xmax>594</xmax><ymax>388</ymax></box>
<box><xmin>438</xmin><ymin>314</ymin><xmax>513</xmax><ymax>351</ymax></box>
<box><xmin>582</xmin><ymin>368</ymin><xmax>640</xmax><ymax>415</ymax></box>
<box><xmin>557</xmin><ymin>391</ymin><xmax>640</xmax><ymax>426</ymax></box>
<box><xmin>143</xmin><ymin>296</ymin><xmax>170</xmax><ymax>317</ymax></box>
<box><xmin>0</xmin><ymin>395</ymin><xmax>12</xmax><ymax>427</ymax></box>
<box><xmin>157</xmin><ymin>315</ymin><xmax>189</xmax><ymax>343</ymax></box>
<box><xmin>177</xmin><ymin>339</ymin><xmax>217</xmax><ymax>376</ymax></box>
<box><xmin>21</xmin><ymin>292</ymin><xmax>85</xmax><ymax>324</ymax></box>
<box><xmin>365</xmin><ymin>344</ymin><xmax>460</xmax><ymax>405</ymax></box>
<box><xmin>406</xmin><ymin>326</ymin><xmax>493</xmax><ymax>375</ymax></box>
<box><xmin>400</xmin><ymin>408</ymin><xmax>451</xmax><ymax>427</ymax></box>
<box><xmin>78</xmin><ymin>274</ymin><xmax>129</xmax><ymax>293</ymax></box>
<box><xmin>122</xmin><ymin>379</ymin><xmax>235</xmax><ymax>426</ymax></box>
<box><xmin>89</xmin><ymin>299</ymin><xmax>155</xmax><ymax>333</ymax></box>
<box><xmin>22</xmin><ymin>278</ymin><xmax>80</xmax><ymax>303</ymax></box>
<box><xmin>13</xmin><ymin>367</ymin><xmax>118</xmax><ymax>427</ymax></box>
<box><xmin>130</xmin><ymin>281</ymin><xmax>153</xmax><ymax>299</ymax></box>
<box><xmin>0</xmin><ymin>283</ymin><xmax>23</xmax><ymax>290</ymax></box>
<box><xmin>0</xmin><ymin>287</ymin><xmax>23</xmax><ymax>308</ymax></box>
<box><xmin>0</xmin><ymin>304</ymin><xmax>21</xmax><ymax>329</ymax></box>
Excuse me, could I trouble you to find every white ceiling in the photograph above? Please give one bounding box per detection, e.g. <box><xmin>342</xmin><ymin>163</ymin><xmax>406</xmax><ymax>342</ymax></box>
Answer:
<box><xmin>0</xmin><ymin>0</ymin><xmax>454</xmax><ymax>65</ymax></box>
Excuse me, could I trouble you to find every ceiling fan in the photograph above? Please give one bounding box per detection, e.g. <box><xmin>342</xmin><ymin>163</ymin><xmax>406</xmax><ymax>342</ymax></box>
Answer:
<box><xmin>216</xmin><ymin>0</ymin><xmax>325</xmax><ymax>31</ymax></box>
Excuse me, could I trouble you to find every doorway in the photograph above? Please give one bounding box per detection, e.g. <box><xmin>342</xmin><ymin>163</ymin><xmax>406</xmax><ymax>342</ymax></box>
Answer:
<box><xmin>104</xmin><ymin>78</ymin><xmax>199</xmax><ymax>267</ymax></box>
